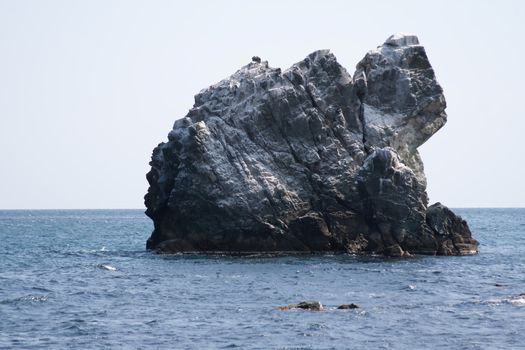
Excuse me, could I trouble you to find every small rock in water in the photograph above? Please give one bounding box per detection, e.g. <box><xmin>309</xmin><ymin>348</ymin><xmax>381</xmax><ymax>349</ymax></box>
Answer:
<box><xmin>494</xmin><ymin>283</ymin><xmax>507</xmax><ymax>287</ymax></box>
<box><xmin>337</xmin><ymin>303</ymin><xmax>359</xmax><ymax>309</ymax></box>
<box><xmin>278</xmin><ymin>300</ymin><xmax>323</xmax><ymax>311</ymax></box>
<box><xmin>97</xmin><ymin>264</ymin><xmax>117</xmax><ymax>271</ymax></box>
<box><xmin>296</xmin><ymin>300</ymin><xmax>323</xmax><ymax>311</ymax></box>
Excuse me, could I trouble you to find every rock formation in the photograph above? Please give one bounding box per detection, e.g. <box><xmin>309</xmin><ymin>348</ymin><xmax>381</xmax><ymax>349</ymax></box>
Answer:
<box><xmin>337</xmin><ymin>303</ymin><xmax>360</xmax><ymax>310</ymax></box>
<box><xmin>144</xmin><ymin>34</ymin><xmax>478</xmax><ymax>256</ymax></box>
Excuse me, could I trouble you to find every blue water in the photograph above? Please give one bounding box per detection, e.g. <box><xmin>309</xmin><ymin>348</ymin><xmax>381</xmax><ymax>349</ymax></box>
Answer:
<box><xmin>0</xmin><ymin>209</ymin><xmax>524</xmax><ymax>349</ymax></box>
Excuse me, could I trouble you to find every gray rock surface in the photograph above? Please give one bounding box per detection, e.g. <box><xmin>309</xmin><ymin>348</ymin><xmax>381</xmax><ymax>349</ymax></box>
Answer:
<box><xmin>144</xmin><ymin>34</ymin><xmax>478</xmax><ymax>256</ymax></box>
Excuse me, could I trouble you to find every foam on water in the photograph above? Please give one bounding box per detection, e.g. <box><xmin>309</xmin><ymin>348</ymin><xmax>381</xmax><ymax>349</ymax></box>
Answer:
<box><xmin>97</xmin><ymin>264</ymin><xmax>117</xmax><ymax>271</ymax></box>
<box><xmin>0</xmin><ymin>209</ymin><xmax>524</xmax><ymax>349</ymax></box>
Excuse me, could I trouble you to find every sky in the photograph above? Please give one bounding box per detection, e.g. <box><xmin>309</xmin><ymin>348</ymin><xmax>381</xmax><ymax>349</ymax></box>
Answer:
<box><xmin>0</xmin><ymin>0</ymin><xmax>524</xmax><ymax>209</ymax></box>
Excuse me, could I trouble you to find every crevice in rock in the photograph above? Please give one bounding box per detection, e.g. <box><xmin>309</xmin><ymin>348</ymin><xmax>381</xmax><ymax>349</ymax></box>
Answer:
<box><xmin>356</xmin><ymin>91</ymin><xmax>368</xmax><ymax>152</ymax></box>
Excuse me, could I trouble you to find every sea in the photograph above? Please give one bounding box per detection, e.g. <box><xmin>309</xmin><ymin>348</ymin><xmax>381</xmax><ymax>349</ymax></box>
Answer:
<box><xmin>0</xmin><ymin>209</ymin><xmax>524</xmax><ymax>349</ymax></box>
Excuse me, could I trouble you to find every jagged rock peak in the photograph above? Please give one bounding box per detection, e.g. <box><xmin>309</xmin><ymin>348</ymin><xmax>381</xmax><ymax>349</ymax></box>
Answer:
<box><xmin>384</xmin><ymin>33</ymin><xmax>420</xmax><ymax>47</ymax></box>
<box><xmin>144</xmin><ymin>34</ymin><xmax>478</xmax><ymax>257</ymax></box>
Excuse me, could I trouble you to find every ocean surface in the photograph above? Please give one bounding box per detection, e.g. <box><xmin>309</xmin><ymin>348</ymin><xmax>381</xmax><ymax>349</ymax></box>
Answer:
<box><xmin>0</xmin><ymin>209</ymin><xmax>524</xmax><ymax>349</ymax></box>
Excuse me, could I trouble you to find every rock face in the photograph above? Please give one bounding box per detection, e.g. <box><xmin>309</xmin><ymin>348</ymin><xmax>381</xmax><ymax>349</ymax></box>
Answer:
<box><xmin>144</xmin><ymin>34</ymin><xmax>478</xmax><ymax>256</ymax></box>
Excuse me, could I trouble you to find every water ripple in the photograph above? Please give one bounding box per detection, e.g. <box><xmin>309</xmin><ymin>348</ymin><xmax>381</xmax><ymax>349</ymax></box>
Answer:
<box><xmin>0</xmin><ymin>209</ymin><xmax>524</xmax><ymax>349</ymax></box>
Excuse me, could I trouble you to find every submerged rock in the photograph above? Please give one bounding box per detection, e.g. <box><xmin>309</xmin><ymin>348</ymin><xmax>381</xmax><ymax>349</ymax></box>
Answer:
<box><xmin>337</xmin><ymin>303</ymin><xmax>360</xmax><ymax>309</ymax></box>
<box><xmin>145</xmin><ymin>34</ymin><xmax>478</xmax><ymax>256</ymax></box>
<box><xmin>278</xmin><ymin>300</ymin><xmax>323</xmax><ymax>311</ymax></box>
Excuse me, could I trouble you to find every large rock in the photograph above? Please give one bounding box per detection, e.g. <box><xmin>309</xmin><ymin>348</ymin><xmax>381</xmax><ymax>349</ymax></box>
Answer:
<box><xmin>144</xmin><ymin>34</ymin><xmax>478</xmax><ymax>256</ymax></box>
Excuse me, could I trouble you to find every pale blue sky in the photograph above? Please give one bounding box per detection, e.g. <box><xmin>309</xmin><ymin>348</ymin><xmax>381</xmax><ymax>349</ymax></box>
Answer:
<box><xmin>0</xmin><ymin>0</ymin><xmax>523</xmax><ymax>209</ymax></box>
